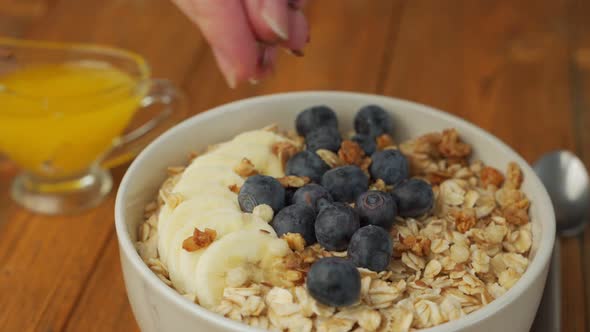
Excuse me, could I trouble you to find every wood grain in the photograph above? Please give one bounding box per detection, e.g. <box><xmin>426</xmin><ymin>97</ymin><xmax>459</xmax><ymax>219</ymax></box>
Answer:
<box><xmin>0</xmin><ymin>1</ymin><xmax>588</xmax><ymax>331</ymax></box>
<box><xmin>379</xmin><ymin>1</ymin><xmax>582</xmax><ymax>331</ymax></box>
<box><xmin>0</xmin><ymin>0</ymin><xmax>49</xmax><ymax>18</ymax></box>
<box><xmin>63</xmin><ymin>235</ymin><xmax>139</xmax><ymax>332</ymax></box>
<box><xmin>0</xmin><ymin>0</ymin><xmax>204</xmax><ymax>331</ymax></box>
<box><xmin>568</xmin><ymin>0</ymin><xmax>590</xmax><ymax>328</ymax></box>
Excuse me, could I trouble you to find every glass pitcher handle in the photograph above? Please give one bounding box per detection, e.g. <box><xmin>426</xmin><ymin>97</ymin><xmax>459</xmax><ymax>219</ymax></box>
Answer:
<box><xmin>100</xmin><ymin>79</ymin><xmax>185</xmax><ymax>169</ymax></box>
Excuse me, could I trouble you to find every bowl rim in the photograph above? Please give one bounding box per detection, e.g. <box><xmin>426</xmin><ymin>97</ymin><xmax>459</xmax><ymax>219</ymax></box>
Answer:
<box><xmin>115</xmin><ymin>91</ymin><xmax>555</xmax><ymax>332</ymax></box>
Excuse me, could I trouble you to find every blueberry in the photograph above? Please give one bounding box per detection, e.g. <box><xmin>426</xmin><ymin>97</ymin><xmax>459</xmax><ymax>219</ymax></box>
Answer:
<box><xmin>351</xmin><ymin>134</ymin><xmax>376</xmax><ymax>155</ymax></box>
<box><xmin>295</xmin><ymin>105</ymin><xmax>339</xmax><ymax>137</ymax></box>
<box><xmin>305</xmin><ymin>127</ymin><xmax>342</xmax><ymax>153</ymax></box>
<box><xmin>286</xmin><ymin>151</ymin><xmax>330</xmax><ymax>183</ymax></box>
<box><xmin>321</xmin><ymin>165</ymin><xmax>369</xmax><ymax>203</ymax></box>
<box><xmin>369</xmin><ymin>150</ymin><xmax>409</xmax><ymax>185</ymax></box>
<box><xmin>306</xmin><ymin>257</ymin><xmax>361</xmax><ymax>307</ymax></box>
<box><xmin>391</xmin><ymin>178</ymin><xmax>434</xmax><ymax>217</ymax></box>
<box><xmin>355</xmin><ymin>191</ymin><xmax>397</xmax><ymax>230</ymax></box>
<box><xmin>348</xmin><ymin>225</ymin><xmax>393</xmax><ymax>272</ymax></box>
<box><xmin>315</xmin><ymin>202</ymin><xmax>360</xmax><ymax>251</ymax></box>
<box><xmin>354</xmin><ymin>105</ymin><xmax>393</xmax><ymax>138</ymax></box>
<box><xmin>292</xmin><ymin>184</ymin><xmax>334</xmax><ymax>212</ymax></box>
<box><xmin>270</xmin><ymin>204</ymin><xmax>317</xmax><ymax>245</ymax></box>
<box><xmin>238</xmin><ymin>175</ymin><xmax>285</xmax><ymax>213</ymax></box>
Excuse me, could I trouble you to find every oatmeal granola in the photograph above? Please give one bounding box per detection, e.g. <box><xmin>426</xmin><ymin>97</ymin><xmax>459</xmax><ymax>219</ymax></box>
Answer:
<box><xmin>136</xmin><ymin>123</ymin><xmax>532</xmax><ymax>332</ymax></box>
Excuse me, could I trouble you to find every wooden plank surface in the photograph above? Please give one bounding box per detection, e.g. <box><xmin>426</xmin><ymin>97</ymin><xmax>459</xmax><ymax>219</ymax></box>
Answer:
<box><xmin>569</xmin><ymin>0</ymin><xmax>590</xmax><ymax>328</ymax></box>
<box><xmin>0</xmin><ymin>1</ymin><xmax>587</xmax><ymax>331</ymax></box>
<box><xmin>0</xmin><ymin>1</ymin><xmax>204</xmax><ymax>331</ymax></box>
<box><xmin>379</xmin><ymin>1</ymin><xmax>584</xmax><ymax>331</ymax></box>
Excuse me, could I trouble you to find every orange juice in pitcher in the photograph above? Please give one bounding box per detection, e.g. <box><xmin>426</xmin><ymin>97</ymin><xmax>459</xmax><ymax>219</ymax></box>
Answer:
<box><xmin>0</xmin><ymin>61</ymin><xmax>143</xmax><ymax>176</ymax></box>
<box><xmin>0</xmin><ymin>38</ymin><xmax>184</xmax><ymax>215</ymax></box>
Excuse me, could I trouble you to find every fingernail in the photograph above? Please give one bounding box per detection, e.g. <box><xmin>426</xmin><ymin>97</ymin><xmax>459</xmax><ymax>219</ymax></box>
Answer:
<box><xmin>262</xmin><ymin>9</ymin><xmax>288</xmax><ymax>40</ymax></box>
<box><xmin>212</xmin><ymin>49</ymin><xmax>237</xmax><ymax>89</ymax></box>
<box><xmin>290</xmin><ymin>49</ymin><xmax>304</xmax><ymax>57</ymax></box>
<box><xmin>258</xmin><ymin>47</ymin><xmax>273</xmax><ymax>70</ymax></box>
<box><xmin>288</xmin><ymin>0</ymin><xmax>300</xmax><ymax>10</ymax></box>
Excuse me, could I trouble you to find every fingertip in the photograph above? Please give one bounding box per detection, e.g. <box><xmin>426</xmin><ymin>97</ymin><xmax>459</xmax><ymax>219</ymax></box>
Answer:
<box><xmin>251</xmin><ymin>45</ymin><xmax>278</xmax><ymax>81</ymax></box>
<box><xmin>283</xmin><ymin>9</ymin><xmax>308</xmax><ymax>54</ymax></box>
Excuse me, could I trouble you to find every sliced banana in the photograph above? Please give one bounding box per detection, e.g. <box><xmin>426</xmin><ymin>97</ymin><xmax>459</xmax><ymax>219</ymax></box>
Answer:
<box><xmin>166</xmin><ymin>210</ymin><xmax>275</xmax><ymax>294</ymax></box>
<box><xmin>154</xmin><ymin>129</ymin><xmax>293</xmax><ymax>297</ymax></box>
<box><xmin>158</xmin><ymin>193</ymin><xmax>238</xmax><ymax>264</ymax></box>
<box><xmin>194</xmin><ymin>229</ymin><xmax>291</xmax><ymax>309</ymax></box>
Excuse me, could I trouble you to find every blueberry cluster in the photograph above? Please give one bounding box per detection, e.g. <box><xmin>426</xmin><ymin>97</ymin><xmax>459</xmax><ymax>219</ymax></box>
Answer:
<box><xmin>237</xmin><ymin>105</ymin><xmax>436</xmax><ymax>307</ymax></box>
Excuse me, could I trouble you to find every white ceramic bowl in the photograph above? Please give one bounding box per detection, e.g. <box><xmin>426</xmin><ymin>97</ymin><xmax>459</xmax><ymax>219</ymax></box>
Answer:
<box><xmin>115</xmin><ymin>91</ymin><xmax>555</xmax><ymax>332</ymax></box>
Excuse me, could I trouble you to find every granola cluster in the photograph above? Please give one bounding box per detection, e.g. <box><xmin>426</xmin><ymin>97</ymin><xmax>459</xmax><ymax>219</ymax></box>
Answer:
<box><xmin>136</xmin><ymin>128</ymin><xmax>533</xmax><ymax>332</ymax></box>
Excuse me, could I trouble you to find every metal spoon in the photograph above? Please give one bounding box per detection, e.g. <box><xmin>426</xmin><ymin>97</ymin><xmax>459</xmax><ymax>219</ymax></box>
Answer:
<box><xmin>531</xmin><ymin>151</ymin><xmax>590</xmax><ymax>332</ymax></box>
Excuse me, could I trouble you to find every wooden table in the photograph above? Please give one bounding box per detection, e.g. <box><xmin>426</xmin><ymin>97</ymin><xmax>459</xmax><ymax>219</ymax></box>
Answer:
<box><xmin>0</xmin><ymin>1</ymin><xmax>588</xmax><ymax>331</ymax></box>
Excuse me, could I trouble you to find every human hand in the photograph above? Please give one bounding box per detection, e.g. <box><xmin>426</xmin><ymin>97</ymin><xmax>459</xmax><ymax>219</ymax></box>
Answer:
<box><xmin>171</xmin><ymin>0</ymin><xmax>309</xmax><ymax>88</ymax></box>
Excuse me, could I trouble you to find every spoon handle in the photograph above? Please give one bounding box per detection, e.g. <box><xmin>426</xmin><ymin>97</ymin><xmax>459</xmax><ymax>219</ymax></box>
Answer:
<box><xmin>531</xmin><ymin>240</ymin><xmax>561</xmax><ymax>331</ymax></box>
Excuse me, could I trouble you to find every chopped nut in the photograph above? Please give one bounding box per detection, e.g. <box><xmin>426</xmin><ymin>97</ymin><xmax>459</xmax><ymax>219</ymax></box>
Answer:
<box><xmin>453</xmin><ymin>209</ymin><xmax>476</xmax><ymax>233</ymax></box>
<box><xmin>316</xmin><ymin>149</ymin><xmax>344</xmax><ymax>168</ymax></box>
<box><xmin>228</xmin><ymin>184</ymin><xmax>241</xmax><ymax>193</ymax></box>
<box><xmin>277</xmin><ymin>175</ymin><xmax>311</xmax><ymax>188</ymax></box>
<box><xmin>234</xmin><ymin>158</ymin><xmax>258</xmax><ymax>177</ymax></box>
<box><xmin>396</xmin><ymin>235</ymin><xmax>431</xmax><ymax>257</ymax></box>
<box><xmin>505</xmin><ymin>162</ymin><xmax>523</xmax><ymax>189</ymax></box>
<box><xmin>376</xmin><ymin>134</ymin><xmax>395</xmax><ymax>150</ymax></box>
<box><xmin>283</xmin><ymin>233</ymin><xmax>306</xmax><ymax>252</ymax></box>
<box><xmin>272</xmin><ymin>141</ymin><xmax>299</xmax><ymax>169</ymax></box>
<box><xmin>338</xmin><ymin>140</ymin><xmax>365</xmax><ymax>165</ymax></box>
<box><xmin>480</xmin><ymin>166</ymin><xmax>504</xmax><ymax>188</ymax></box>
<box><xmin>182</xmin><ymin>228</ymin><xmax>217</xmax><ymax>252</ymax></box>
<box><xmin>253</xmin><ymin>204</ymin><xmax>274</xmax><ymax>222</ymax></box>
<box><xmin>426</xmin><ymin>171</ymin><xmax>452</xmax><ymax>185</ymax></box>
<box><xmin>369</xmin><ymin>178</ymin><xmax>389</xmax><ymax>192</ymax></box>
<box><xmin>502</xmin><ymin>205</ymin><xmax>529</xmax><ymax>225</ymax></box>
<box><xmin>438</xmin><ymin>129</ymin><xmax>472</xmax><ymax>158</ymax></box>
<box><xmin>359</xmin><ymin>157</ymin><xmax>372</xmax><ymax>176</ymax></box>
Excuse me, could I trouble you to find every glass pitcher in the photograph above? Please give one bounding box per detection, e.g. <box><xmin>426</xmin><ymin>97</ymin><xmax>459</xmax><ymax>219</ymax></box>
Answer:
<box><xmin>0</xmin><ymin>38</ymin><xmax>186</xmax><ymax>215</ymax></box>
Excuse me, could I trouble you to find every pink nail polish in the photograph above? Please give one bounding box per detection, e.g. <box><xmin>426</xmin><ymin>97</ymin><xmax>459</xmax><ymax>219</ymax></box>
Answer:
<box><xmin>258</xmin><ymin>47</ymin><xmax>273</xmax><ymax>70</ymax></box>
<box><xmin>262</xmin><ymin>1</ymin><xmax>289</xmax><ymax>40</ymax></box>
<box><xmin>288</xmin><ymin>0</ymin><xmax>300</xmax><ymax>10</ymax></box>
<box><xmin>290</xmin><ymin>49</ymin><xmax>304</xmax><ymax>57</ymax></box>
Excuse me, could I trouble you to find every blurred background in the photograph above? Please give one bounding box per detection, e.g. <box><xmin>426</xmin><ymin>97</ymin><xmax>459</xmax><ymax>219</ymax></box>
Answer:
<box><xmin>0</xmin><ymin>0</ymin><xmax>588</xmax><ymax>331</ymax></box>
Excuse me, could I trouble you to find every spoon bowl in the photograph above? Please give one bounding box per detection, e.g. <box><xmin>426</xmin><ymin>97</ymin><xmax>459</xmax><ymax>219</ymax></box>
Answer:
<box><xmin>533</xmin><ymin>150</ymin><xmax>590</xmax><ymax>236</ymax></box>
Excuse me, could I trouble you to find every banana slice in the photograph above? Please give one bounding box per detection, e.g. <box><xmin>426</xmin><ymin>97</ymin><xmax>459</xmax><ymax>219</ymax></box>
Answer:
<box><xmin>165</xmin><ymin>208</ymin><xmax>242</xmax><ymax>292</ymax></box>
<box><xmin>158</xmin><ymin>193</ymin><xmax>238</xmax><ymax>264</ymax></box>
<box><xmin>166</xmin><ymin>208</ymin><xmax>275</xmax><ymax>294</ymax></box>
<box><xmin>194</xmin><ymin>229</ymin><xmax>291</xmax><ymax>309</ymax></box>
